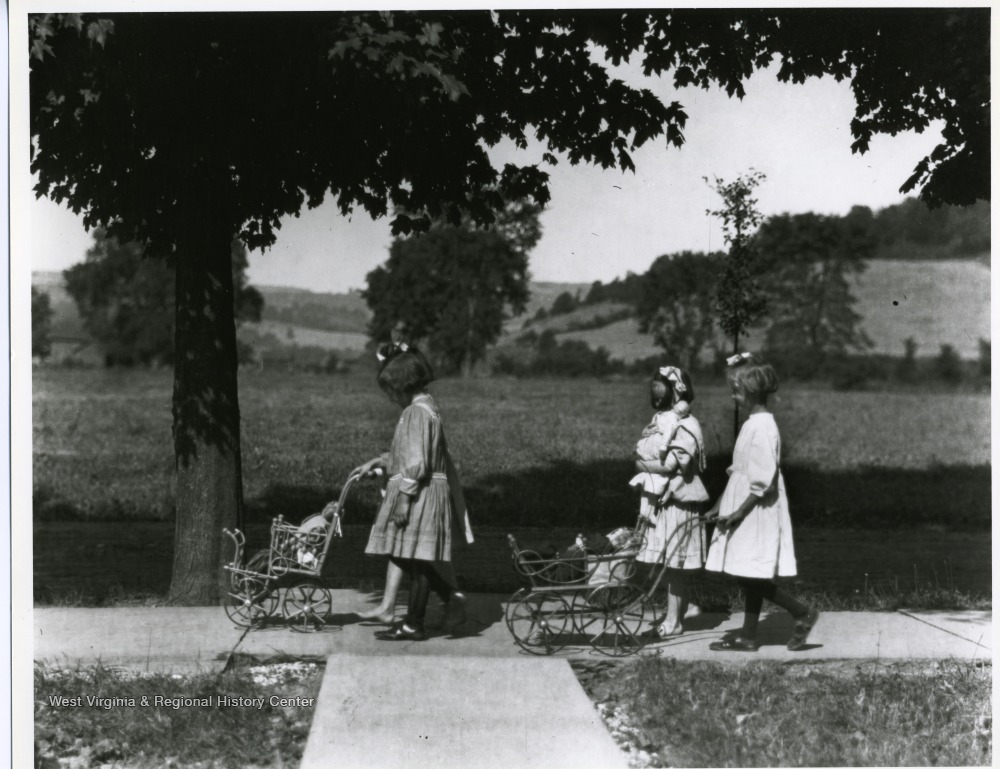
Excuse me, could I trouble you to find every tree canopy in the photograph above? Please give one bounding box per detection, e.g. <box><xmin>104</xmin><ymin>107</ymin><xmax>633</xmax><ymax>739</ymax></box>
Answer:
<box><xmin>31</xmin><ymin>8</ymin><xmax>988</xmax><ymax>250</ymax></box>
<box><xmin>637</xmin><ymin>251</ymin><xmax>725</xmax><ymax>371</ymax></box>
<box><xmin>365</xmin><ymin>201</ymin><xmax>540</xmax><ymax>375</ymax></box>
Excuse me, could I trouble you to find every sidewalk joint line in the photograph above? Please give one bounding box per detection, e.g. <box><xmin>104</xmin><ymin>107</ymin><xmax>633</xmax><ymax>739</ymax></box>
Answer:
<box><xmin>897</xmin><ymin>610</ymin><xmax>991</xmax><ymax>652</ymax></box>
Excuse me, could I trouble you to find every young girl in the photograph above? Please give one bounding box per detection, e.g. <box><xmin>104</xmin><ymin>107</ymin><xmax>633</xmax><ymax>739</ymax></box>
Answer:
<box><xmin>703</xmin><ymin>354</ymin><xmax>819</xmax><ymax>652</ymax></box>
<box><xmin>353</xmin><ymin>342</ymin><xmax>473</xmax><ymax>641</ymax></box>
<box><xmin>631</xmin><ymin>366</ymin><xmax>709</xmax><ymax>638</ymax></box>
<box><xmin>630</xmin><ymin>366</ymin><xmax>694</xmax><ymax>510</ymax></box>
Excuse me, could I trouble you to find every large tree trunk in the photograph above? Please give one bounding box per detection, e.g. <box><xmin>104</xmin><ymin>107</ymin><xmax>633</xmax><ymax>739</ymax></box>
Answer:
<box><xmin>168</xmin><ymin>214</ymin><xmax>244</xmax><ymax>605</ymax></box>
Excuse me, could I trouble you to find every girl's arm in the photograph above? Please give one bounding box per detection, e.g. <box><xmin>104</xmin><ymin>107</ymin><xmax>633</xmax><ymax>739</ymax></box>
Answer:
<box><xmin>715</xmin><ymin>494</ymin><xmax>758</xmax><ymax>532</ymax></box>
<box><xmin>391</xmin><ymin>405</ymin><xmax>433</xmax><ymax>527</ymax></box>
<box><xmin>351</xmin><ymin>455</ymin><xmax>387</xmax><ymax>477</ymax></box>
<box><xmin>635</xmin><ymin>458</ymin><xmax>671</xmax><ymax>475</ymax></box>
<box><xmin>390</xmin><ymin>493</ymin><xmax>412</xmax><ymax>527</ymax></box>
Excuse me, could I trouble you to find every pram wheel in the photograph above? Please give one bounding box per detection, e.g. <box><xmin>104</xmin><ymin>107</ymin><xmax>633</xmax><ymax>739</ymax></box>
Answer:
<box><xmin>505</xmin><ymin>589</ymin><xmax>574</xmax><ymax>655</ymax></box>
<box><xmin>225</xmin><ymin>574</ymin><xmax>278</xmax><ymax>628</ymax></box>
<box><xmin>282</xmin><ymin>578</ymin><xmax>332</xmax><ymax>632</ymax></box>
<box><xmin>574</xmin><ymin>583</ymin><xmax>649</xmax><ymax>657</ymax></box>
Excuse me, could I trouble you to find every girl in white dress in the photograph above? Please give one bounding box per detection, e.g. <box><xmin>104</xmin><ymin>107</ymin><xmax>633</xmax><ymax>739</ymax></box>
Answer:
<box><xmin>704</xmin><ymin>354</ymin><xmax>819</xmax><ymax>652</ymax></box>
<box><xmin>631</xmin><ymin>366</ymin><xmax>709</xmax><ymax>638</ymax></box>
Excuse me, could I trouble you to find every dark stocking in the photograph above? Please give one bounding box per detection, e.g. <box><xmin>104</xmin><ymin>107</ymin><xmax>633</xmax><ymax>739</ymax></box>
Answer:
<box><xmin>737</xmin><ymin>578</ymin><xmax>810</xmax><ymax>640</ymax></box>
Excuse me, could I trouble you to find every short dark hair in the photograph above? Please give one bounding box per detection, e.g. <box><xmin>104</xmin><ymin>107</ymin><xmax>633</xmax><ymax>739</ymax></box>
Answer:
<box><xmin>726</xmin><ymin>355</ymin><xmax>779</xmax><ymax>397</ymax></box>
<box><xmin>651</xmin><ymin>367</ymin><xmax>695</xmax><ymax>408</ymax></box>
<box><xmin>376</xmin><ymin>345</ymin><xmax>434</xmax><ymax>401</ymax></box>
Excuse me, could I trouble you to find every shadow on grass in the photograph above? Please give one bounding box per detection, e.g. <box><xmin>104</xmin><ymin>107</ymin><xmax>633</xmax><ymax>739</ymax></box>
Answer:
<box><xmin>451</xmin><ymin>456</ymin><xmax>991</xmax><ymax>531</ymax></box>
<box><xmin>33</xmin><ymin>457</ymin><xmax>991</xmax><ymax>605</ymax></box>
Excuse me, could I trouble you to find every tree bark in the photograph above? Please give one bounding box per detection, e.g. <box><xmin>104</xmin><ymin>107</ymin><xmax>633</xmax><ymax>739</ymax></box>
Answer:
<box><xmin>168</xmin><ymin>213</ymin><xmax>244</xmax><ymax>605</ymax></box>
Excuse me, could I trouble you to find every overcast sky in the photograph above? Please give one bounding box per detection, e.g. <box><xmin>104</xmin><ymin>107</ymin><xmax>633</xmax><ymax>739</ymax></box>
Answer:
<box><xmin>29</xmin><ymin>52</ymin><xmax>944</xmax><ymax>295</ymax></box>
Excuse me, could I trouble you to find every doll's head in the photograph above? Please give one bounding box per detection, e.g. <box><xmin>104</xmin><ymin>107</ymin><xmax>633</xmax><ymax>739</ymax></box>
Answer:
<box><xmin>650</xmin><ymin>365</ymin><xmax>694</xmax><ymax>410</ymax></box>
<box><xmin>725</xmin><ymin>352</ymin><xmax>778</xmax><ymax>405</ymax></box>
<box><xmin>376</xmin><ymin>342</ymin><xmax>434</xmax><ymax>406</ymax></box>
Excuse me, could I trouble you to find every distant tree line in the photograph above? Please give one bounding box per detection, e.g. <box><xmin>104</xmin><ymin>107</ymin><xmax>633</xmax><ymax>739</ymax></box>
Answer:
<box><xmin>31</xmin><ymin>287</ymin><xmax>53</xmax><ymax>359</ymax></box>
<box><xmin>41</xmin><ymin>229</ymin><xmax>264</xmax><ymax>367</ymax></box>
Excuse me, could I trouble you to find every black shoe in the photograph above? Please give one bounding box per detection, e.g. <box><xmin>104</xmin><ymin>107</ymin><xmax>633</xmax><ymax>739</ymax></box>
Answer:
<box><xmin>709</xmin><ymin>635</ymin><xmax>759</xmax><ymax>652</ymax></box>
<box><xmin>374</xmin><ymin>624</ymin><xmax>427</xmax><ymax>641</ymax></box>
<box><xmin>787</xmin><ymin>609</ymin><xmax>820</xmax><ymax>651</ymax></box>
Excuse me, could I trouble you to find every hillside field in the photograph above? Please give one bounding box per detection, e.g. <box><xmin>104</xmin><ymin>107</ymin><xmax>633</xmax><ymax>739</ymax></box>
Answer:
<box><xmin>521</xmin><ymin>258</ymin><xmax>990</xmax><ymax>361</ymax></box>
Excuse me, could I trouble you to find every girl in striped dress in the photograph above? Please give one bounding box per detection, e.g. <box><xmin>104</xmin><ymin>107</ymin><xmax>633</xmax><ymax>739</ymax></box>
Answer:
<box><xmin>355</xmin><ymin>343</ymin><xmax>473</xmax><ymax>641</ymax></box>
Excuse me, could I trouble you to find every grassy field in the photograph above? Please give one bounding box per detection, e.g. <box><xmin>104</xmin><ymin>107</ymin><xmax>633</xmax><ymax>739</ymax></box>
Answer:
<box><xmin>32</xmin><ymin>367</ymin><xmax>990</xmax><ymax>527</ymax></box>
<box><xmin>31</xmin><ymin>366</ymin><xmax>990</xmax><ymax>604</ymax></box>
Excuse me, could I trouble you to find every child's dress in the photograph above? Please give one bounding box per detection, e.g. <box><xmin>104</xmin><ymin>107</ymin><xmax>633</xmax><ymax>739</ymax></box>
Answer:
<box><xmin>704</xmin><ymin>412</ymin><xmax>797</xmax><ymax>579</ymax></box>
<box><xmin>365</xmin><ymin>393</ymin><xmax>473</xmax><ymax>562</ymax></box>
<box><xmin>633</xmin><ymin>413</ymin><xmax>709</xmax><ymax>567</ymax></box>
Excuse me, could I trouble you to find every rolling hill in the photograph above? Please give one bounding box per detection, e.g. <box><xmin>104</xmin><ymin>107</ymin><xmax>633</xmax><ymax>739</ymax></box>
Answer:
<box><xmin>32</xmin><ymin>256</ymin><xmax>990</xmax><ymax>363</ymax></box>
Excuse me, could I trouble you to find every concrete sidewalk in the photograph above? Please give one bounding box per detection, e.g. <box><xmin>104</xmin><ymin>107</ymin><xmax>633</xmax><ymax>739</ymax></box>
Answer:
<box><xmin>34</xmin><ymin>590</ymin><xmax>993</xmax><ymax>671</ymax></box>
<box><xmin>301</xmin><ymin>655</ymin><xmax>629</xmax><ymax>769</ymax></box>
<box><xmin>33</xmin><ymin>594</ymin><xmax>992</xmax><ymax>769</ymax></box>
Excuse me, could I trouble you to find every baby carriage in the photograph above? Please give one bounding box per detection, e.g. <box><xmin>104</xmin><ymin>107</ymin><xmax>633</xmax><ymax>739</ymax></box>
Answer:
<box><xmin>222</xmin><ymin>471</ymin><xmax>367</xmax><ymax>632</ymax></box>
<box><xmin>505</xmin><ymin>513</ymin><xmax>703</xmax><ymax>657</ymax></box>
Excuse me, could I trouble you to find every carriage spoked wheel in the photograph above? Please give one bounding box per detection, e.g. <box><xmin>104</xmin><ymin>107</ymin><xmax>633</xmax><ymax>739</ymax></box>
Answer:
<box><xmin>281</xmin><ymin>578</ymin><xmax>333</xmax><ymax>633</ymax></box>
<box><xmin>573</xmin><ymin>583</ymin><xmax>649</xmax><ymax>657</ymax></box>
<box><xmin>505</xmin><ymin>589</ymin><xmax>574</xmax><ymax>655</ymax></box>
<box><xmin>225</xmin><ymin>574</ymin><xmax>278</xmax><ymax>628</ymax></box>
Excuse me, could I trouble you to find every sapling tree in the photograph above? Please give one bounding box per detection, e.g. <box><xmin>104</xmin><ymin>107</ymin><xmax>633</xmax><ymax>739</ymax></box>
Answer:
<box><xmin>706</xmin><ymin>171</ymin><xmax>768</xmax><ymax>438</ymax></box>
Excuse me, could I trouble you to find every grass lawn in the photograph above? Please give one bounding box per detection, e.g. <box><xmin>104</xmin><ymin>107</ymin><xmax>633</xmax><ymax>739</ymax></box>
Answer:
<box><xmin>574</xmin><ymin>657</ymin><xmax>992</xmax><ymax>767</ymax></box>
<box><xmin>34</xmin><ymin>658</ymin><xmax>324</xmax><ymax>769</ymax></box>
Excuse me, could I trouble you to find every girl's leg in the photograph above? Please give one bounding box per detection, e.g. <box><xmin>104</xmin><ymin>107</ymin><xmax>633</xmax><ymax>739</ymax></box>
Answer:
<box><xmin>655</xmin><ymin>569</ymin><xmax>688</xmax><ymax>635</ymax></box>
<box><xmin>658</xmin><ymin>580</ymin><xmax>685</xmax><ymax>636</ymax></box>
<box><xmin>402</xmin><ymin>561</ymin><xmax>433</xmax><ymax>633</ymax></box>
<box><xmin>752</xmin><ymin>579</ymin><xmax>811</xmax><ymax>619</ymax></box>
<box><xmin>734</xmin><ymin>578</ymin><xmax>817</xmax><ymax>650</ymax></box>
<box><xmin>753</xmin><ymin>580</ymin><xmax>819</xmax><ymax>650</ymax></box>
<box><xmin>709</xmin><ymin>576</ymin><xmax>761</xmax><ymax>651</ymax></box>
<box><xmin>356</xmin><ymin>559</ymin><xmax>405</xmax><ymax>622</ymax></box>
<box><xmin>737</xmin><ymin>578</ymin><xmax>765</xmax><ymax>641</ymax></box>
<box><xmin>430</xmin><ymin>561</ymin><xmax>458</xmax><ymax>602</ymax></box>
<box><xmin>428</xmin><ymin>562</ymin><xmax>467</xmax><ymax>629</ymax></box>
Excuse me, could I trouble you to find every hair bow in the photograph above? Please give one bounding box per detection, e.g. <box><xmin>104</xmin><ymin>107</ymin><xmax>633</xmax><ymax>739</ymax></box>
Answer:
<box><xmin>376</xmin><ymin>341</ymin><xmax>409</xmax><ymax>363</ymax></box>
<box><xmin>658</xmin><ymin>365</ymin><xmax>687</xmax><ymax>394</ymax></box>
<box><xmin>726</xmin><ymin>352</ymin><xmax>753</xmax><ymax>367</ymax></box>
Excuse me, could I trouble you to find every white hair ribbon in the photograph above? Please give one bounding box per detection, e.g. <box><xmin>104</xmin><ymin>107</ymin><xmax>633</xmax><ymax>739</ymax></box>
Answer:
<box><xmin>376</xmin><ymin>341</ymin><xmax>410</xmax><ymax>363</ymax></box>
<box><xmin>658</xmin><ymin>365</ymin><xmax>687</xmax><ymax>394</ymax></box>
<box><xmin>726</xmin><ymin>352</ymin><xmax>753</xmax><ymax>367</ymax></box>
